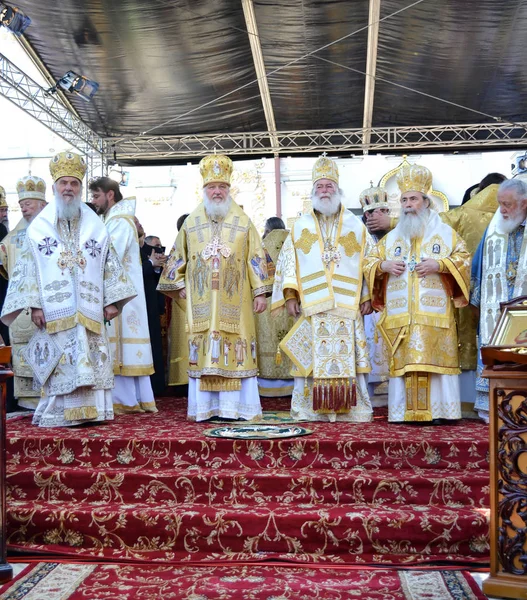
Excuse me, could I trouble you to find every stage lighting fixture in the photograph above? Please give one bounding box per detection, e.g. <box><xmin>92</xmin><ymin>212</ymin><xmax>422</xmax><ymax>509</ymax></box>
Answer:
<box><xmin>51</xmin><ymin>71</ymin><xmax>99</xmax><ymax>102</ymax></box>
<box><xmin>0</xmin><ymin>4</ymin><xmax>31</xmax><ymax>35</ymax></box>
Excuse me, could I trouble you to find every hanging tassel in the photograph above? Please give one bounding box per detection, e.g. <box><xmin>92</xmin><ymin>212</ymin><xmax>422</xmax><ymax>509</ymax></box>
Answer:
<box><xmin>313</xmin><ymin>382</ymin><xmax>320</xmax><ymax>411</ymax></box>
<box><xmin>275</xmin><ymin>348</ymin><xmax>282</xmax><ymax>366</ymax></box>
<box><xmin>304</xmin><ymin>378</ymin><xmax>310</xmax><ymax>399</ymax></box>
<box><xmin>351</xmin><ymin>378</ymin><xmax>357</xmax><ymax>407</ymax></box>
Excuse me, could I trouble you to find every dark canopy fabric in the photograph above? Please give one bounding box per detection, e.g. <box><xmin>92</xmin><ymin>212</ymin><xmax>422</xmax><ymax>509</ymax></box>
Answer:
<box><xmin>10</xmin><ymin>0</ymin><xmax>527</xmax><ymax>145</ymax></box>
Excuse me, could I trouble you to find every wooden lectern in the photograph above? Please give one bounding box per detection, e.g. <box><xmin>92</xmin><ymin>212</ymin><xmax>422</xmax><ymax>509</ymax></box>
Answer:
<box><xmin>481</xmin><ymin>298</ymin><xmax>527</xmax><ymax>599</ymax></box>
<box><xmin>0</xmin><ymin>345</ymin><xmax>13</xmax><ymax>583</ymax></box>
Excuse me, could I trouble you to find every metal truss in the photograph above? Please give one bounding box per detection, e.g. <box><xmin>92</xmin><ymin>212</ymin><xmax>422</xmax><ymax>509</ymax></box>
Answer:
<box><xmin>0</xmin><ymin>52</ymin><xmax>104</xmax><ymax>155</ymax></box>
<box><xmin>108</xmin><ymin>122</ymin><xmax>527</xmax><ymax>161</ymax></box>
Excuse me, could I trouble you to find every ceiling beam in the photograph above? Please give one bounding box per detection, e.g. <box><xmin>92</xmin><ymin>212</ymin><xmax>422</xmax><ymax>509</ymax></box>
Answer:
<box><xmin>362</xmin><ymin>0</ymin><xmax>381</xmax><ymax>154</ymax></box>
<box><xmin>241</xmin><ymin>0</ymin><xmax>279</xmax><ymax>153</ymax></box>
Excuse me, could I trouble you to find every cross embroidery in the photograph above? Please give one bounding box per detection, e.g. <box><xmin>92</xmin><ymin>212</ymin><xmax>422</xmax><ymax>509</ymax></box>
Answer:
<box><xmin>85</xmin><ymin>239</ymin><xmax>102</xmax><ymax>258</ymax></box>
<box><xmin>38</xmin><ymin>237</ymin><xmax>58</xmax><ymax>256</ymax></box>
<box><xmin>187</xmin><ymin>216</ymin><xmax>209</xmax><ymax>243</ymax></box>
<box><xmin>223</xmin><ymin>217</ymin><xmax>247</xmax><ymax>243</ymax></box>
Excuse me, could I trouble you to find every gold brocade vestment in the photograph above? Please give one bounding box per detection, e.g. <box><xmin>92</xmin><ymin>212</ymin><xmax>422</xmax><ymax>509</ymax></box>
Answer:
<box><xmin>158</xmin><ymin>202</ymin><xmax>273</xmax><ymax>390</ymax></box>
<box><xmin>254</xmin><ymin>229</ymin><xmax>295</xmax><ymax>389</ymax></box>
<box><xmin>364</xmin><ymin>213</ymin><xmax>471</xmax><ymax>421</ymax></box>
<box><xmin>0</xmin><ymin>218</ymin><xmax>39</xmax><ymax>408</ymax></box>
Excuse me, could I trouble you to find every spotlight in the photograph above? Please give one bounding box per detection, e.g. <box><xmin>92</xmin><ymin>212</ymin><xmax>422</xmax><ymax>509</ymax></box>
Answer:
<box><xmin>0</xmin><ymin>4</ymin><xmax>31</xmax><ymax>35</ymax></box>
<box><xmin>48</xmin><ymin>71</ymin><xmax>99</xmax><ymax>102</ymax></box>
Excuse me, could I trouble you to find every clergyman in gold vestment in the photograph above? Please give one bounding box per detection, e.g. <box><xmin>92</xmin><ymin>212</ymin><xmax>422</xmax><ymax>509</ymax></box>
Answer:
<box><xmin>0</xmin><ymin>175</ymin><xmax>47</xmax><ymax>409</ymax></box>
<box><xmin>364</xmin><ymin>163</ymin><xmax>471</xmax><ymax>423</ymax></box>
<box><xmin>255</xmin><ymin>218</ymin><xmax>294</xmax><ymax>397</ymax></box>
<box><xmin>158</xmin><ymin>154</ymin><xmax>273</xmax><ymax>421</ymax></box>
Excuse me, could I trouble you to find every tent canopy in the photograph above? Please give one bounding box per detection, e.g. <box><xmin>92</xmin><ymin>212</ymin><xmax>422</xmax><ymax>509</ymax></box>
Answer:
<box><xmin>8</xmin><ymin>0</ymin><xmax>527</xmax><ymax>162</ymax></box>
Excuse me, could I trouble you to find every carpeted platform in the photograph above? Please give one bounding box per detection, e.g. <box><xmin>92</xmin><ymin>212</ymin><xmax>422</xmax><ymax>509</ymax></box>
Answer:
<box><xmin>5</xmin><ymin>397</ymin><xmax>491</xmax><ymax>565</ymax></box>
<box><xmin>0</xmin><ymin>562</ymin><xmax>487</xmax><ymax>599</ymax></box>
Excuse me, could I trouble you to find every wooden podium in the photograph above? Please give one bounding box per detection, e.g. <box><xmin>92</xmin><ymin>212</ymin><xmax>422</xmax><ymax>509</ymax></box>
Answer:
<box><xmin>481</xmin><ymin>298</ymin><xmax>527</xmax><ymax>599</ymax></box>
<box><xmin>0</xmin><ymin>345</ymin><xmax>13</xmax><ymax>584</ymax></box>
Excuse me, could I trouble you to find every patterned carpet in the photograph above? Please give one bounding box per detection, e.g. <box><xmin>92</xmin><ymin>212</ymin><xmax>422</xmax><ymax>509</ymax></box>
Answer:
<box><xmin>5</xmin><ymin>397</ymin><xmax>491</xmax><ymax>565</ymax></box>
<box><xmin>0</xmin><ymin>563</ymin><xmax>487</xmax><ymax>599</ymax></box>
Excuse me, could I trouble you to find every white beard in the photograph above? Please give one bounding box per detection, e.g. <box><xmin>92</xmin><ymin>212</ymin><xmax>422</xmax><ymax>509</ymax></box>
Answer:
<box><xmin>203</xmin><ymin>192</ymin><xmax>232</xmax><ymax>220</ymax></box>
<box><xmin>311</xmin><ymin>189</ymin><xmax>342</xmax><ymax>217</ymax></box>
<box><xmin>55</xmin><ymin>191</ymin><xmax>82</xmax><ymax>220</ymax></box>
<box><xmin>496</xmin><ymin>210</ymin><xmax>526</xmax><ymax>234</ymax></box>
<box><xmin>398</xmin><ymin>208</ymin><xmax>430</xmax><ymax>240</ymax></box>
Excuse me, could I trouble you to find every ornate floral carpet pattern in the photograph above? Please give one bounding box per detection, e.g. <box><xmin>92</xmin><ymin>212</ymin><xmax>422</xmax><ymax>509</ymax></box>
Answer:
<box><xmin>5</xmin><ymin>398</ymin><xmax>491</xmax><ymax>565</ymax></box>
<box><xmin>0</xmin><ymin>563</ymin><xmax>487</xmax><ymax>599</ymax></box>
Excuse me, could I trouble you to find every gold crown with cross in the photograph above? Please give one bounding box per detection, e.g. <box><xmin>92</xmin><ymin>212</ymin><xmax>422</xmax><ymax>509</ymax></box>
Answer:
<box><xmin>312</xmin><ymin>154</ymin><xmax>339</xmax><ymax>185</ymax></box>
<box><xmin>359</xmin><ymin>181</ymin><xmax>389</xmax><ymax>212</ymax></box>
<box><xmin>0</xmin><ymin>186</ymin><xmax>6</xmax><ymax>208</ymax></box>
<box><xmin>49</xmin><ymin>151</ymin><xmax>87</xmax><ymax>183</ymax></box>
<box><xmin>16</xmin><ymin>175</ymin><xmax>47</xmax><ymax>202</ymax></box>
<box><xmin>396</xmin><ymin>163</ymin><xmax>433</xmax><ymax>195</ymax></box>
<box><xmin>200</xmin><ymin>154</ymin><xmax>234</xmax><ymax>186</ymax></box>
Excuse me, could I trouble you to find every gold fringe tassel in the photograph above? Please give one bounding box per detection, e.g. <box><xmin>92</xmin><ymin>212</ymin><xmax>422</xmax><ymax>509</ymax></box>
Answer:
<box><xmin>200</xmin><ymin>376</ymin><xmax>241</xmax><ymax>392</ymax></box>
<box><xmin>218</xmin><ymin>320</ymin><xmax>240</xmax><ymax>334</ymax></box>
<box><xmin>64</xmin><ymin>406</ymin><xmax>99</xmax><ymax>421</ymax></box>
<box><xmin>191</xmin><ymin>319</ymin><xmax>210</xmax><ymax>333</ymax></box>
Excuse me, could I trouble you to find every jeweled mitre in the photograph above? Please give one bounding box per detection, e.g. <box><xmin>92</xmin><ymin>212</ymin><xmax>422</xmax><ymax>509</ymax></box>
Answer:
<box><xmin>359</xmin><ymin>182</ymin><xmax>389</xmax><ymax>212</ymax></box>
<box><xmin>199</xmin><ymin>154</ymin><xmax>233</xmax><ymax>186</ymax></box>
<box><xmin>49</xmin><ymin>151</ymin><xmax>87</xmax><ymax>183</ymax></box>
<box><xmin>312</xmin><ymin>156</ymin><xmax>339</xmax><ymax>185</ymax></box>
<box><xmin>396</xmin><ymin>163</ymin><xmax>432</xmax><ymax>195</ymax></box>
<box><xmin>16</xmin><ymin>175</ymin><xmax>46</xmax><ymax>202</ymax></box>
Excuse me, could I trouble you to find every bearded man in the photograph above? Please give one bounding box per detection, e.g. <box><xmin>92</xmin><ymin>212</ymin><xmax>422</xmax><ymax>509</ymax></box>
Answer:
<box><xmin>0</xmin><ymin>175</ymin><xmax>47</xmax><ymax>409</ymax></box>
<box><xmin>272</xmin><ymin>156</ymin><xmax>374</xmax><ymax>422</ymax></box>
<box><xmin>364</xmin><ymin>163</ymin><xmax>471</xmax><ymax>423</ymax></box>
<box><xmin>90</xmin><ymin>177</ymin><xmax>156</xmax><ymax>414</ymax></box>
<box><xmin>158</xmin><ymin>154</ymin><xmax>272</xmax><ymax>421</ymax></box>
<box><xmin>470</xmin><ymin>178</ymin><xmax>527</xmax><ymax>423</ymax></box>
<box><xmin>1</xmin><ymin>152</ymin><xmax>136</xmax><ymax>427</ymax></box>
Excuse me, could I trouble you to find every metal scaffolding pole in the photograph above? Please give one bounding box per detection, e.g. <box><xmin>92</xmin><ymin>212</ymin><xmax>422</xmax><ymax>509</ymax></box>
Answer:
<box><xmin>0</xmin><ymin>52</ymin><xmax>105</xmax><ymax>159</ymax></box>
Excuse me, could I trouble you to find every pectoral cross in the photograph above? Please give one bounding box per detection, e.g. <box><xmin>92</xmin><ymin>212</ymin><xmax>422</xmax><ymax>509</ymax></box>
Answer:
<box><xmin>321</xmin><ymin>246</ymin><xmax>341</xmax><ymax>268</ymax></box>
<box><xmin>406</xmin><ymin>255</ymin><xmax>417</xmax><ymax>273</ymax></box>
<box><xmin>202</xmin><ymin>236</ymin><xmax>232</xmax><ymax>261</ymax></box>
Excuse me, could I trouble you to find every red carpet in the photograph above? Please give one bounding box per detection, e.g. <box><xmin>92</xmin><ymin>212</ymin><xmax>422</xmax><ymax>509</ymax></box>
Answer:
<box><xmin>0</xmin><ymin>562</ymin><xmax>487</xmax><ymax>599</ymax></box>
<box><xmin>6</xmin><ymin>397</ymin><xmax>490</xmax><ymax>565</ymax></box>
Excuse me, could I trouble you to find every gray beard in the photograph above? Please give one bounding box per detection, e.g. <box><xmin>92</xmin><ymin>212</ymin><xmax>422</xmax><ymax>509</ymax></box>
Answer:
<box><xmin>496</xmin><ymin>211</ymin><xmax>525</xmax><ymax>234</ymax></box>
<box><xmin>311</xmin><ymin>190</ymin><xmax>342</xmax><ymax>217</ymax></box>
<box><xmin>55</xmin><ymin>192</ymin><xmax>82</xmax><ymax>220</ymax></box>
<box><xmin>203</xmin><ymin>193</ymin><xmax>232</xmax><ymax>219</ymax></box>
<box><xmin>398</xmin><ymin>208</ymin><xmax>430</xmax><ymax>240</ymax></box>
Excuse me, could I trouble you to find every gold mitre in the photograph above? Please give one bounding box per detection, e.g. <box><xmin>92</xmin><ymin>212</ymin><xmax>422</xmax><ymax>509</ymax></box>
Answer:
<box><xmin>16</xmin><ymin>175</ymin><xmax>46</xmax><ymax>202</ymax></box>
<box><xmin>396</xmin><ymin>163</ymin><xmax>433</xmax><ymax>195</ymax></box>
<box><xmin>199</xmin><ymin>154</ymin><xmax>233</xmax><ymax>186</ymax></box>
<box><xmin>0</xmin><ymin>186</ymin><xmax>6</xmax><ymax>208</ymax></box>
<box><xmin>312</xmin><ymin>155</ymin><xmax>339</xmax><ymax>185</ymax></box>
<box><xmin>359</xmin><ymin>182</ymin><xmax>389</xmax><ymax>212</ymax></box>
<box><xmin>49</xmin><ymin>151</ymin><xmax>87</xmax><ymax>183</ymax></box>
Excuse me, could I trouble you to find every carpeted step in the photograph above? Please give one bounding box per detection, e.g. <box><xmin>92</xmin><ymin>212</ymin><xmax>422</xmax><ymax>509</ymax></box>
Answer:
<box><xmin>7</xmin><ymin>465</ymin><xmax>490</xmax><ymax>507</ymax></box>
<box><xmin>6</xmin><ymin>500</ymin><xmax>490</xmax><ymax>565</ymax></box>
<box><xmin>7</xmin><ymin>426</ymin><xmax>489</xmax><ymax>472</ymax></box>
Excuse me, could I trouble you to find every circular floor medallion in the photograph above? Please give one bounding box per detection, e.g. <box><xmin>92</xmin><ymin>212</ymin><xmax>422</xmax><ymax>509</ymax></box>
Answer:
<box><xmin>203</xmin><ymin>424</ymin><xmax>312</xmax><ymax>440</ymax></box>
